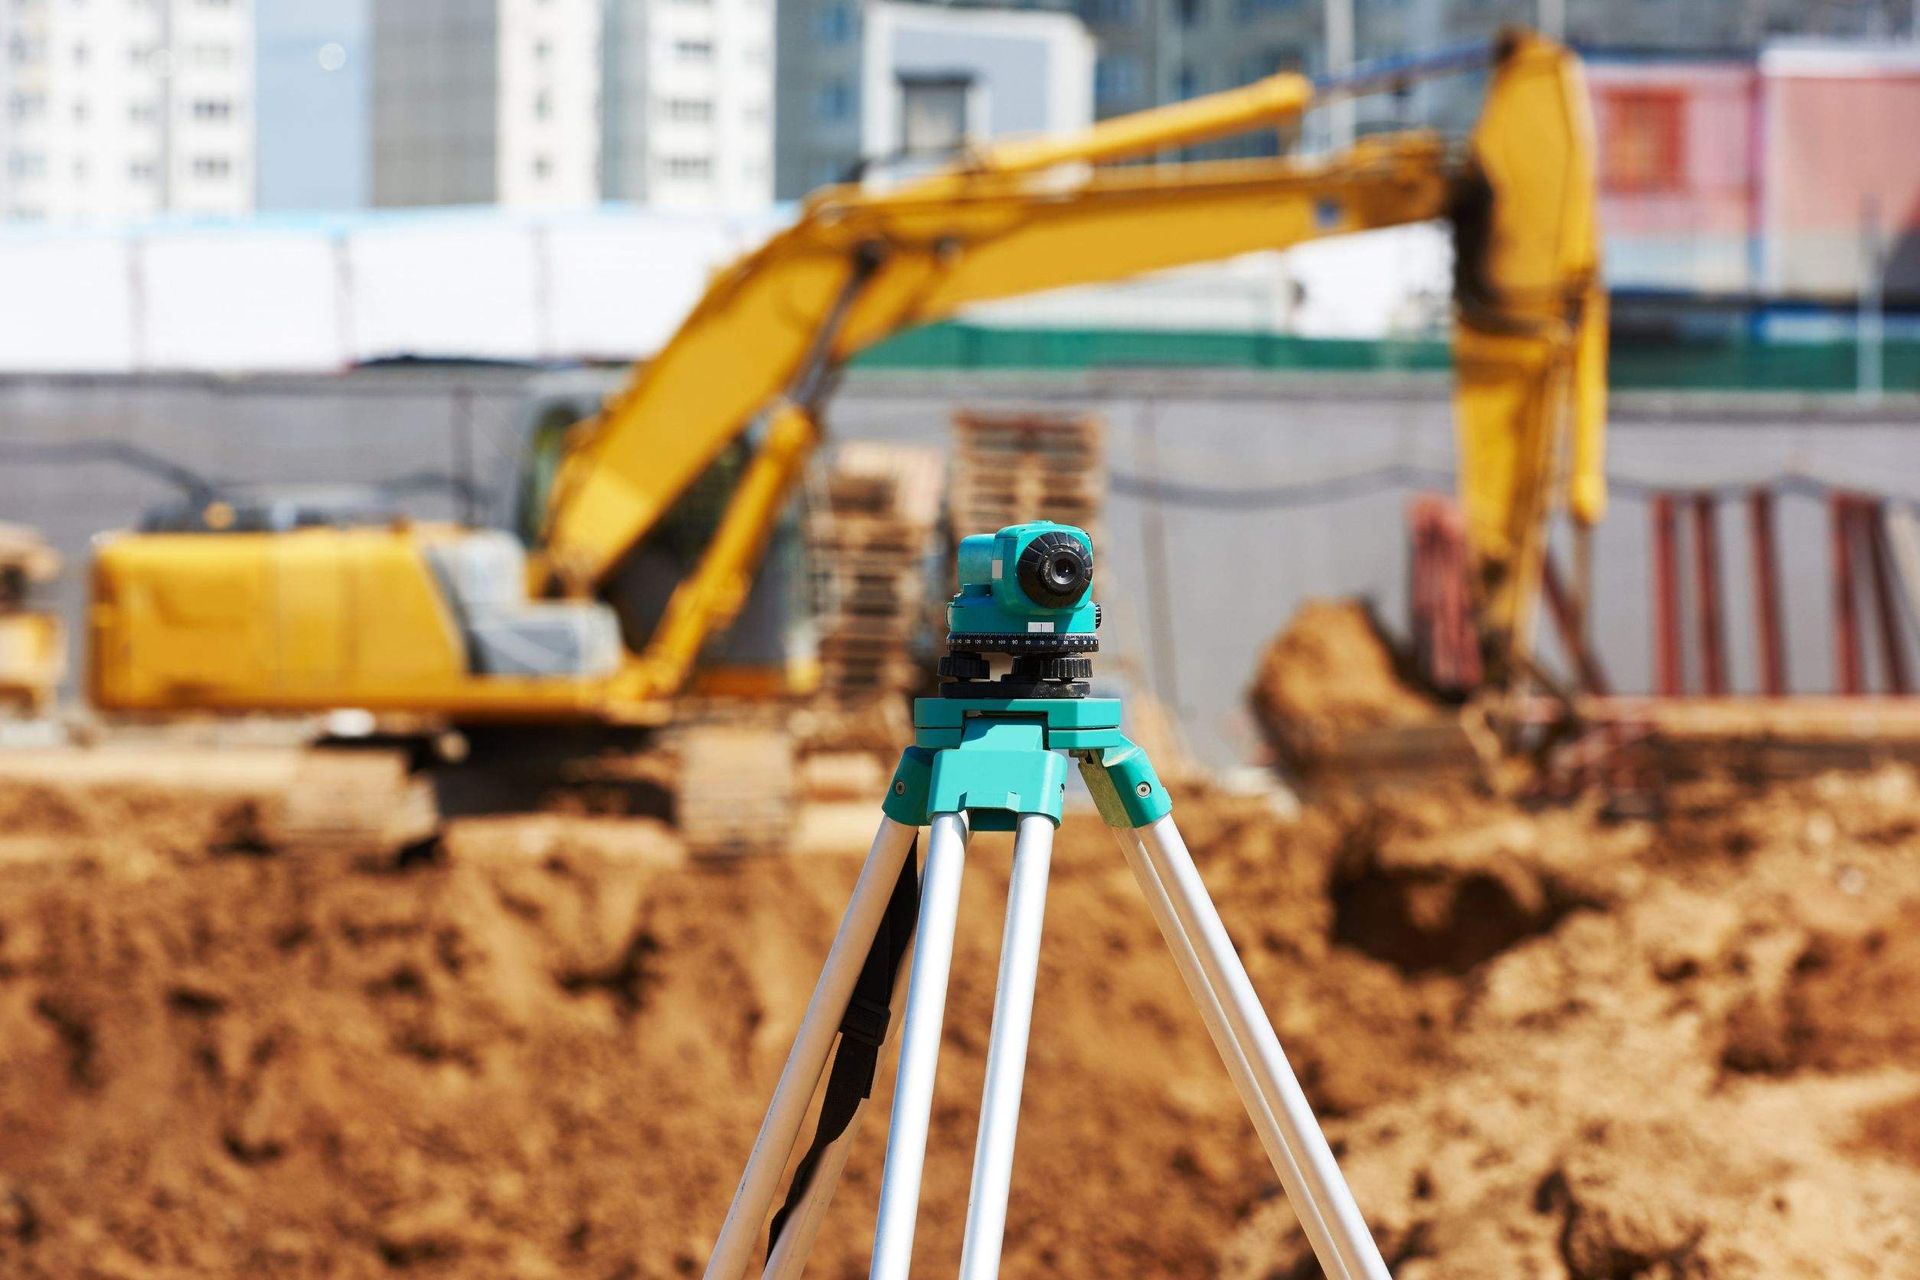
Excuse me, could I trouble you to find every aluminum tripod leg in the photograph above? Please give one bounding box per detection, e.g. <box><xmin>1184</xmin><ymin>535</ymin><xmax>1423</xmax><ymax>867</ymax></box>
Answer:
<box><xmin>957</xmin><ymin>813</ymin><xmax>1056</xmax><ymax>1280</ymax></box>
<box><xmin>1109</xmin><ymin>824</ymin><xmax>1282</xmax><ymax>1167</ymax></box>
<box><xmin>705</xmin><ymin>815</ymin><xmax>920</xmax><ymax>1280</ymax></box>
<box><xmin>869</xmin><ymin>811</ymin><xmax>971</xmax><ymax>1279</ymax></box>
<box><xmin>764</xmin><ymin>930</ymin><xmax>918</xmax><ymax>1279</ymax></box>
<box><xmin>1126</xmin><ymin>814</ymin><xmax>1391</xmax><ymax>1280</ymax></box>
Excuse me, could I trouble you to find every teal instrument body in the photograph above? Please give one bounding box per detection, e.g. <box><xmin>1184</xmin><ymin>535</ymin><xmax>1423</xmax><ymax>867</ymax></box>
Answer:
<box><xmin>947</xmin><ymin>522</ymin><xmax>1099</xmax><ymax>640</ymax></box>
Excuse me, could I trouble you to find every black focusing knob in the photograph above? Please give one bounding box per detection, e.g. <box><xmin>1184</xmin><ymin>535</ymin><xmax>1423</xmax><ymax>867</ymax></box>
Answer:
<box><xmin>1011</xmin><ymin>654</ymin><xmax>1093</xmax><ymax>682</ymax></box>
<box><xmin>1016</xmin><ymin>532</ymin><xmax>1093</xmax><ymax>608</ymax></box>
<box><xmin>938</xmin><ymin>651</ymin><xmax>990</xmax><ymax>681</ymax></box>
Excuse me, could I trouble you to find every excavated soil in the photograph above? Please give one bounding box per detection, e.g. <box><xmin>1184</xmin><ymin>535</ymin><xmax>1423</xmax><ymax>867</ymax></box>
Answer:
<box><xmin>1</xmin><ymin>749</ymin><xmax>1919</xmax><ymax>1279</ymax></box>
<box><xmin>1247</xmin><ymin>599</ymin><xmax>1445</xmax><ymax>771</ymax></box>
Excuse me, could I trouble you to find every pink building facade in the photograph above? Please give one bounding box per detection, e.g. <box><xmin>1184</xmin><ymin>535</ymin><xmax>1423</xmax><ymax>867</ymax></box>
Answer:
<box><xmin>1585</xmin><ymin>43</ymin><xmax>1920</xmax><ymax>298</ymax></box>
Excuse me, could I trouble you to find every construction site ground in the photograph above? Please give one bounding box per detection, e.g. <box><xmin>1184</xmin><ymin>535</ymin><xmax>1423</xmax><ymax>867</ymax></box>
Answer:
<box><xmin>4</xmin><ymin>674</ymin><xmax>1920</xmax><ymax>1276</ymax></box>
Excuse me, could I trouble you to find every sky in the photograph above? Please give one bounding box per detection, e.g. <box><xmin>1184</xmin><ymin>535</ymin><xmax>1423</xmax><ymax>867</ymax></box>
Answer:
<box><xmin>255</xmin><ymin>0</ymin><xmax>371</xmax><ymax>212</ymax></box>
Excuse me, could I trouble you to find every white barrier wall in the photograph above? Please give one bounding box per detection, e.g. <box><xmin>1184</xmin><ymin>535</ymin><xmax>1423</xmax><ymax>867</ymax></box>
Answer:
<box><xmin>0</xmin><ymin>207</ymin><xmax>776</xmax><ymax>373</ymax></box>
<box><xmin>0</xmin><ymin>205</ymin><xmax>1449</xmax><ymax>372</ymax></box>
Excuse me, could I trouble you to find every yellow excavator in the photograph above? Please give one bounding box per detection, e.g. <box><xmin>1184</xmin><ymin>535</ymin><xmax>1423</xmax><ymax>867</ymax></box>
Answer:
<box><xmin>88</xmin><ymin>31</ymin><xmax>1602</xmax><ymax>741</ymax></box>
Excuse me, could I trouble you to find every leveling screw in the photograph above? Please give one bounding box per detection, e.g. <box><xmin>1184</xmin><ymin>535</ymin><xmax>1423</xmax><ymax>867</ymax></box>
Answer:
<box><xmin>1136</xmin><ymin>781</ymin><xmax>1153</xmax><ymax>797</ymax></box>
<box><xmin>893</xmin><ymin>781</ymin><xmax>907</xmax><ymax>796</ymax></box>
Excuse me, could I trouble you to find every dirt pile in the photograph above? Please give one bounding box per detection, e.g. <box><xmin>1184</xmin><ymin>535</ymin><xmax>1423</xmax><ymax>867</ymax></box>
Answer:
<box><xmin>1248</xmin><ymin>599</ymin><xmax>1443</xmax><ymax>769</ymax></box>
<box><xmin>1222</xmin><ymin>768</ymin><xmax>1920</xmax><ymax>1279</ymax></box>
<box><xmin>1</xmin><ymin>752</ymin><xmax>1918</xmax><ymax>1278</ymax></box>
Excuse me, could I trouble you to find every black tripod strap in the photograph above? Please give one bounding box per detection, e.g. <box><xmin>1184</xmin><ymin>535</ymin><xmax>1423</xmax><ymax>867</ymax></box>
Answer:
<box><xmin>767</xmin><ymin>838</ymin><xmax>921</xmax><ymax>1253</ymax></box>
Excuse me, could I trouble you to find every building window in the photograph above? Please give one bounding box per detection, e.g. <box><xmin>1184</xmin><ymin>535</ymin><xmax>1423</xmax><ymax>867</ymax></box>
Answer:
<box><xmin>817</xmin><ymin>1</ymin><xmax>855</xmax><ymax>41</ymax></box>
<box><xmin>534</xmin><ymin>90</ymin><xmax>551</xmax><ymax>119</ymax></box>
<box><xmin>129</xmin><ymin>159</ymin><xmax>157</xmax><ymax>182</ymax></box>
<box><xmin>192</xmin><ymin>155</ymin><xmax>232</xmax><ymax>179</ymax></box>
<box><xmin>534</xmin><ymin>39</ymin><xmax>551</xmax><ymax>61</ymax></box>
<box><xmin>533</xmin><ymin>154</ymin><xmax>552</xmax><ymax>179</ymax></box>
<box><xmin>191</xmin><ymin>98</ymin><xmax>233</xmax><ymax>121</ymax></box>
<box><xmin>71</xmin><ymin>41</ymin><xmax>88</xmax><ymax>65</ymax></box>
<box><xmin>192</xmin><ymin>43</ymin><xmax>233</xmax><ymax>67</ymax></box>
<box><xmin>1599</xmin><ymin>88</ymin><xmax>1685</xmax><ymax>194</ymax></box>
<box><xmin>899</xmin><ymin>74</ymin><xmax>969</xmax><ymax>156</ymax></box>
<box><xmin>674</xmin><ymin>38</ymin><xmax>712</xmax><ymax>62</ymax></box>
<box><xmin>814</xmin><ymin>79</ymin><xmax>853</xmax><ymax>123</ymax></box>
<box><xmin>130</xmin><ymin>100</ymin><xmax>158</xmax><ymax>123</ymax></box>
<box><xmin>665</xmin><ymin>155</ymin><xmax>712</xmax><ymax>180</ymax></box>
<box><xmin>1094</xmin><ymin>54</ymin><xmax>1143</xmax><ymax>109</ymax></box>
<box><xmin>1177</xmin><ymin>65</ymin><xmax>1201</xmax><ymax>99</ymax></box>
<box><xmin>667</xmin><ymin>97</ymin><xmax>713</xmax><ymax>123</ymax></box>
<box><xmin>9</xmin><ymin>93</ymin><xmax>46</xmax><ymax>121</ymax></box>
<box><xmin>8</xmin><ymin>152</ymin><xmax>48</xmax><ymax>179</ymax></box>
<box><xmin>1233</xmin><ymin>0</ymin><xmax>1299</xmax><ymax>17</ymax></box>
<box><xmin>1079</xmin><ymin>0</ymin><xmax>1138</xmax><ymax>20</ymax></box>
<box><xmin>1177</xmin><ymin>0</ymin><xmax>1204</xmax><ymax>23</ymax></box>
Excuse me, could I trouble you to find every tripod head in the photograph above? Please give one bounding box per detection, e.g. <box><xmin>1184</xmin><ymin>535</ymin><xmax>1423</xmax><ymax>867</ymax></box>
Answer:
<box><xmin>940</xmin><ymin>521</ymin><xmax>1099</xmax><ymax>699</ymax></box>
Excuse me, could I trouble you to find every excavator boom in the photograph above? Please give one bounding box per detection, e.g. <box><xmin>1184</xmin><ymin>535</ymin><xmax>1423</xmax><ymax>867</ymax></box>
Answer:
<box><xmin>541</xmin><ymin>136</ymin><xmax>1452</xmax><ymax>591</ymax></box>
<box><xmin>539</xmin><ymin>30</ymin><xmax>1604</xmax><ymax>703</ymax></box>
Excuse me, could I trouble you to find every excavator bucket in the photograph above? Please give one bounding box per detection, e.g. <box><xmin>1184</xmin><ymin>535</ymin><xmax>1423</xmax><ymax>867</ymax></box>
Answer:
<box><xmin>1450</xmin><ymin>31</ymin><xmax>1606</xmax><ymax>679</ymax></box>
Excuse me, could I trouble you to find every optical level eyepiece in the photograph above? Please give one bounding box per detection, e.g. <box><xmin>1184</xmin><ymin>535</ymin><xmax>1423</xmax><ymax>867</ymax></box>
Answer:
<box><xmin>1016</xmin><ymin>531</ymin><xmax>1093</xmax><ymax>609</ymax></box>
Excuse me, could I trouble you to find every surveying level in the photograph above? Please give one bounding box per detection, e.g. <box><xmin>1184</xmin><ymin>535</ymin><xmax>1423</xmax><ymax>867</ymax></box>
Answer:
<box><xmin>704</xmin><ymin>521</ymin><xmax>1392</xmax><ymax>1280</ymax></box>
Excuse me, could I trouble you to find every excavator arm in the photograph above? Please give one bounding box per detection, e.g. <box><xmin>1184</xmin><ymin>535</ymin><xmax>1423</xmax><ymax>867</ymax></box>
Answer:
<box><xmin>539</xmin><ymin>30</ymin><xmax>1603</xmax><ymax>702</ymax></box>
<box><xmin>1450</xmin><ymin>32</ymin><xmax>1606</xmax><ymax>681</ymax></box>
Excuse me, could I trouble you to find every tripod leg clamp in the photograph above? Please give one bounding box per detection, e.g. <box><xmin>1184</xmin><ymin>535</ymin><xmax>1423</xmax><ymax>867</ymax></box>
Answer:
<box><xmin>1076</xmin><ymin>736</ymin><xmax>1172</xmax><ymax>829</ymax></box>
<box><xmin>883</xmin><ymin>747</ymin><xmax>937</xmax><ymax>826</ymax></box>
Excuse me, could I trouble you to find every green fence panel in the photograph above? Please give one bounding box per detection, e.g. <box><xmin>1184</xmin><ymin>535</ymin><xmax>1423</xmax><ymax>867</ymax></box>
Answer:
<box><xmin>853</xmin><ymin>322</ymin><xmax>1920</xmax><ymax>393</ymax></box>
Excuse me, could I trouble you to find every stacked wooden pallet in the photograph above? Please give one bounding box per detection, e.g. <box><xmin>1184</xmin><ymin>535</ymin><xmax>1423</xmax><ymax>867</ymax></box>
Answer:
<box><xmin>949</xmin><ymin>410</ymin><xmax>1105</xmax><ymax>540</ymax></box>
<box><xmin>808</xmin><ymin>443</ymin><xmax>944</xmax><ymax>704</ymax></box>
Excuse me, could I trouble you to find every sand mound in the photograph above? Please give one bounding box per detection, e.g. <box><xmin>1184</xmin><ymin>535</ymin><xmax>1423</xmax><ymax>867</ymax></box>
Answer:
<box><xmin>1</xmin><ymin>754</ymin><xmax>1917</xmax><ymax>1278</ymax></box>
<box><xmin>1248</xmin><ymin>600</ymin><xmax>1442</xmax><ymax>769</ymax></box>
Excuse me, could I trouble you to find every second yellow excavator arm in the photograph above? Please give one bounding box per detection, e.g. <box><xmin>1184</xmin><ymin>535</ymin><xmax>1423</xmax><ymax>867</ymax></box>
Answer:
<box><xmin>539</xmin><ymin>30</ymin><xmax>1602</xmax><ymax>702</ymax></box>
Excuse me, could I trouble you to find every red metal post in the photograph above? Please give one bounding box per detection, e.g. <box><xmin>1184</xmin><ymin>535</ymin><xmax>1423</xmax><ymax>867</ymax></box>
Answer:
<box><xmin>1831</xmin><ymin>493</ymin><xmax>1864</xmax><ymax>695</ymax></box>
<box><xmin>1864</xmin><ymin>498</ymin><xmax>1912</xmax><ymax>695</ymax></box>
<box><xmin>1651</xmin><ymin>494</ymin><xmax>1684</xmax><ymax>696</ymax></box>
<box><xmin>1747</xmin><ymin>489</ymin><xmax>1787</xmax><ymax>696</ymax></box>
<box><xmin>1406</xmin><ymin>495</ymin><xmax>1481</xmax><ymax>695</ymax></box>
<box><xmin>1691</xmin><ymin>492</ymin><xmax>1727</xmax><ymax>695</ymax></box>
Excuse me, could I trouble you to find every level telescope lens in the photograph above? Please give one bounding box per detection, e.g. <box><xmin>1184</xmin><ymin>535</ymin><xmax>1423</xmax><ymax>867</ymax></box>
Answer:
<box><xmin>1016</xmin><ymin>532</ymin><xmax>1093</xmax><ymax>608</ymax></box>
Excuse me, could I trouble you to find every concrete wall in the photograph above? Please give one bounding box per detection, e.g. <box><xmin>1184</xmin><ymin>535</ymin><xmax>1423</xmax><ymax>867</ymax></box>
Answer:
<box><xmin>3</xmin><ymin>366</ymin><xmax>1916</xmax><ymax>765</ymax></box>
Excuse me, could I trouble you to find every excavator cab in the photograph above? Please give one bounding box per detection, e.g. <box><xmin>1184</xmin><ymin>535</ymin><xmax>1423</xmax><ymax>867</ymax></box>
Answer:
<box><xmin>501</xmin><ymin>371</ymin><xmax>815</xmax><ymax>699</ymax></box>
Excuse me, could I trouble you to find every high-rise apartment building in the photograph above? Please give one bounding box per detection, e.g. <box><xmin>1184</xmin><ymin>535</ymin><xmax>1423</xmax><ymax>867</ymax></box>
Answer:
<box><xmin>0</xmin><ymin>0</ymin><xmax>254</xmax><ymax>224</ymax></box>
<box><xmin>776</xmin><ymin>0</ymin><xmax>1919</xmax><ymax>187</ymax></box>
<box><xmin>371</xmin><ymin>0</ymin><xmax>772</xmax><ymax>213</ymax></box>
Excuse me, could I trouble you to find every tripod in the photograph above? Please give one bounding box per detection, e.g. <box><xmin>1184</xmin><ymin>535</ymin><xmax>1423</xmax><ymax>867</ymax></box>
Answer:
<box><xmin>704</xmin><ymin>525</ymin><xmax>1391</xmax><ymax>1280</ymax></box>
